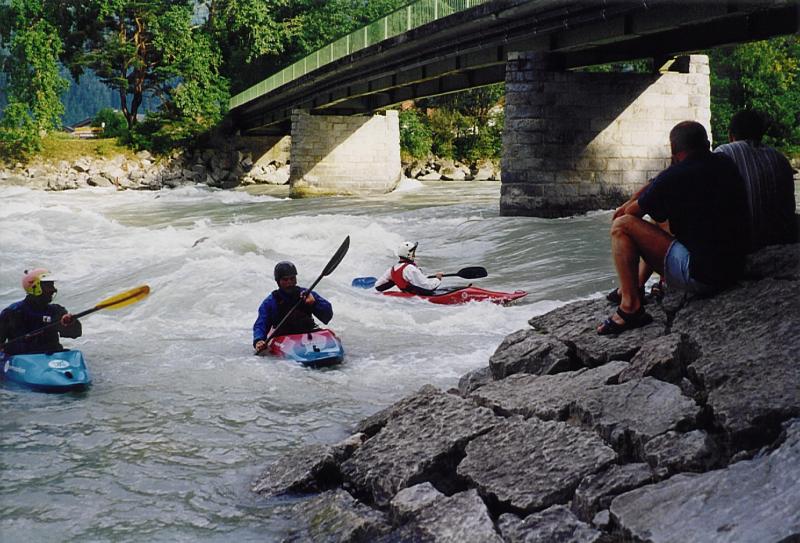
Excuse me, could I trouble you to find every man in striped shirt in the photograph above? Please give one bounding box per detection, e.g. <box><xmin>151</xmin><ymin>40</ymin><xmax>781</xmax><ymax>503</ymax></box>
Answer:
<box><xmin>714</xmin><ymin>110</ymin><xmax>797</xmax><ymax>252</ymax></box>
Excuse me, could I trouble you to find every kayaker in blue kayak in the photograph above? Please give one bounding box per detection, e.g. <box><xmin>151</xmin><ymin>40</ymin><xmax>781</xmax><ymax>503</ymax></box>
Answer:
<box><xmin>0</xmin><ymin>269</ymin><xmax>82</xmax><ymax>356</ymax></box>
<box><xmin>253</xmin><ymin>261</ymin><xmax>333</xmax><ymax>353</ymax></box>
<box><xmin>374</xmin><ymin>241</ymin><xmax>443</xmax><ymax>296</ymax></box>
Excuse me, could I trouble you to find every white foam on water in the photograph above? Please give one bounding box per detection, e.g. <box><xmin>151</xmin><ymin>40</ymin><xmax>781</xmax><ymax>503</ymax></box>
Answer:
<box><xmin>0</xmin><ymin>182</ymin><xmax>617</xmax><ymax>541</ymax></box>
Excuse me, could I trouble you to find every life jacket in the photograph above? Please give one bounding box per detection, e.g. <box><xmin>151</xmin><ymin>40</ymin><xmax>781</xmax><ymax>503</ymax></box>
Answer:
<box><xmin>390</xmin><ymin>262</ymin><xmax>413</xmax><ymax>291</ymax></box>
<box><xmin>1</xmin><ymin>299</ymin><xmax>65</xmax><ymax>355</ymax></box>
<box><xmin>270</xmin><ymin>287</ymin><xmax>318</xmax><ymax>336</ymax></box>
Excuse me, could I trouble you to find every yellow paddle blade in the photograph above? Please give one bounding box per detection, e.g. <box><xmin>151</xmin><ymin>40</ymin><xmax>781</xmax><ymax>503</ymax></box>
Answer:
<box><xmin>94</xmin><ymin>285</ymin><xmax>151</xmax><ymax>311</ymax></box>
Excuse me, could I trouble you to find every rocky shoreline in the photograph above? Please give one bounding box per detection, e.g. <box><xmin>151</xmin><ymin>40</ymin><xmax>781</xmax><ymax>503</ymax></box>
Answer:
<box><xmin>0</xmin><ymin>142</ymin><xmax>499</xmax><ymax>192</ymax></box>
<box><xmin>252</xmin><ymin>243</ymin><xmax>799</xmax><ymax>542</ymax></box>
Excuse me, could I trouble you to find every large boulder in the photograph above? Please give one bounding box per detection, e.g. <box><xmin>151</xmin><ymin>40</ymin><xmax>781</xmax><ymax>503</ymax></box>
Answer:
<box><xmin>457</xmin><ymin>417</ymin><xmax>617</xmax><ymax>513</ymax></box>
<box><xmin>340</xmin><ymin>386</ymin><xmax>497</xmax><ymax>506</ymax></box>
<box><xmin>610</xmin><ymin>419</ymin><xmax>800</xmax><ymax>542</ymax></box>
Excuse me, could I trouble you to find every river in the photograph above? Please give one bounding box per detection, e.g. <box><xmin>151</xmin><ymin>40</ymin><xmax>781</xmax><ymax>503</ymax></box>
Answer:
<box><xmin>1</xmin><ymin>179</ymin><xmax>623</xmax><ymax>541</ymax></box>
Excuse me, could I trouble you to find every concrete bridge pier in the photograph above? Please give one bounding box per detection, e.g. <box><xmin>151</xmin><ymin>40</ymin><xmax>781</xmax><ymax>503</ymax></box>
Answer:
<box><xmin>289</xmin><ymin>109</ymin><xmax>401</xmax><ymax>197</ymax></box>
<box><xmin>501</xmin><ymin>53</ymin><xmax>712</xmax><ymax>217</ymax></box>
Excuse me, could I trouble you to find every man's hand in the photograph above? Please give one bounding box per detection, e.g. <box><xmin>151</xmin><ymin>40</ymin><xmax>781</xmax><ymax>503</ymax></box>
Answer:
<box><xmin>434</xmin><ymin>272</ymin><xmax>443</xmax><ymax>280</ymax></box>
<box><xmin>60</xmin><ymin>314</ymin><xmax>74</xmax><ymax>326</ymax></box>
<box><xmin>254</xmin><ymin>340</ymin><xmax>267</xmax><ymax>353</ymax></box>
<box><xmin>302</xmin><ymin>291</ymin><xmax>315</xmax><ymax>305</ymax></box>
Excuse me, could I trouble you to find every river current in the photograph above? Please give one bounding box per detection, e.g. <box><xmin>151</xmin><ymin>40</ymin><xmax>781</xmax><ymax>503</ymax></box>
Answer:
<box><xmin>1</xmin><ymin>179</ymin><xmax>621</xmax><ymax>541</ymax></box>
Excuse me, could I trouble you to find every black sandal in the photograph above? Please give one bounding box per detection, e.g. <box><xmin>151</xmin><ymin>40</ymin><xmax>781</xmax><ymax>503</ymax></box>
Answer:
<box><xmin>606</xmin><ymin>287</ymin><xmax>646</xmax><ymax>305</ymax></box>
<box><xmin>598</xmin><ymin>306</ymin><xmax>653</xmax><ymax>335</ymax></box>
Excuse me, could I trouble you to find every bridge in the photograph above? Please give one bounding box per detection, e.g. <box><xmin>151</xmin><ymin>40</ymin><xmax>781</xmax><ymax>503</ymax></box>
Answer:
<box><xmin>228</xmin><ymin>0</ymin><xmax>799</xmax><ymax>215</ymax></box>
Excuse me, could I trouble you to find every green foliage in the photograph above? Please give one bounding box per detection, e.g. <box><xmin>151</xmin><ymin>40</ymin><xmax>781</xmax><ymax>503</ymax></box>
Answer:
<box><xmin>211</xmin><ymin>0</ymin><xmax>408</xmax><ymax>93</ymax></box>
<box><xmin>0</xmin><ymin>1</ymin><xmax>68</xmax><ymax>160</ymax></box>
<box><xmin>92</xmin><ymin>107</ymin><xmax>128</xmax><ymax>138</ymax></box>
<box><xmin>412</xmin><ymin>85</ymin><xmax>505</xmax><ymax>162</ymax></box>
<box><xmin>708</xmin><ymin>36</ymin><xmax>800</xmax><ymax>152</ymax></box>
<box><xmin>52</xmin><ymin>0</ymin><xmax>227</xmax><ymax>153</ymax></box>
<box><xmin>399</xmin><ymin>109</ymin><xmax>431</xmax><ymax>159</ymax></box>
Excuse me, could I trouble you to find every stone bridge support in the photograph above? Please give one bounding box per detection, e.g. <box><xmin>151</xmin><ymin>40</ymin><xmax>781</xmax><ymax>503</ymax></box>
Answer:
<box><xmin>289</xmin><ymin>109</ymin><xmax>401</xmax><ymax>197</ymax></box>
<box><xmin>501</xmin><ymin>53</ymin><xmax>711</xmax><ymax>217</ymax></box>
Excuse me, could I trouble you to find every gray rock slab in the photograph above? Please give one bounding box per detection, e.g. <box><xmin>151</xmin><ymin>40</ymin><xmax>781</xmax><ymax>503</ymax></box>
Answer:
<box><xmin>470</xmin><ymin>361</ymin><xmax>629</xmax><ymax>421</ymax></box>
<box><xmin>618</xmin><ymin>333</ymin><xmax>699</xmax><ymax>385</ymax></box>
<box><xmin>672</xmin><ymin>278</ymin><xmax>800</xmax><ymax>444</ymax></box>
<box><xmin>643</xmin><ymin>430</ymin><xmax>720</xmax><ymax>475</ymax></box>
<box><xmin>458</xmin><ymin>418</ymin><xmax>617</xmax><ymax>513</ymax></box>
<box><xmin>252</xmin><ymin>433</ymin><xmax>365</xmax><ymax>496</ymax></box>
<box><xmin>382</xmin><ymin>489</ymin><xmax>503</xmax><ymax>543</ymax></box>
<box><xmin>610</xmin><ymin>419</ymin><xmax>800</xmax><ymax>543</ymax></box>
<box><xmin>489</xmin><ymin>329</ymin><xmax>575</xmax><ymax>379</ymax></box>
<box><xmin>572</xmin><ymin>463</ymin><xmax>654</xmax><ymax>521</ymax></box>
<box><xmin>744</xmin><ymin>243</ymin><xmax>800</xmax><ymax>280</ymax></box>
<box><xmin>457</xmin><ymin>366</ymin><xmax>492</xmax><ymax>396</ymax></box>
<box><xmin>341</xmin><ymin>386</ymin><xmax>497</xmax><ymax>507</ymax></box>
<box><xmin>572</xmin><ymin>378</ymin><xmax>700</xmax><ymax>457</ymax></box>
<box><xmin>528</xmin><ymin>298</ymin><xmax>667</xmax><ymax>367</ymax></box>
<box><xmin>389</xmin><ymin>482</ymin><xmax>444</xmax><ymax>523</ymax></box>
<box><xmin>498</xmin><ymin>505</ymin><xmax>602</xmax><ymax>543</ymax></box>
<box><xmin>282</xmin><ymin>489</ymin><xmax>390</xmax><ymax>543</ymax></box>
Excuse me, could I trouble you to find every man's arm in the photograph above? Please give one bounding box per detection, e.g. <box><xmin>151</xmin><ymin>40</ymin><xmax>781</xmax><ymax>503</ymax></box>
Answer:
<box><xmin>405</xmin><ymin>266</ymin><xmax>441</xmax><ymax>291</ymax></box>
<box><xmin>613</xmin><ymin>180</ymin><xmax>652</xmax><ymax>219</ymax></box>
<box><xmin>53</xmin><ymin>305</ymin><xmax>82</xmax><ymax>339</ymax></box>
<box><xmin>374</xmin><ymin>268</ymin><xmax>393</xmax><ymax>290</ymax></box>
<box><xmin>309</xmin><ymin>292</ymin><xmax>333</xmax><ymax>324</ymax></box>
<box><xmin>253</xmin><ymin>297</ymin><xmax>275</xmax><ymax>347</ymax></box>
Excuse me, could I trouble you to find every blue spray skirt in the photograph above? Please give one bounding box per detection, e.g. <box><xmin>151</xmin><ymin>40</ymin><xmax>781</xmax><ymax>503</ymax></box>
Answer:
<box><xmin>2</xmin><ymin>350</ymin><xmax>91</xmax><ymax>392</ymax></box>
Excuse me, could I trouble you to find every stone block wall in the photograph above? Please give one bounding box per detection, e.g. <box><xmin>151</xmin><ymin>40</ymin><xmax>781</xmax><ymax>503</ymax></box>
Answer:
<box><xmin>289</xmin><ymin>109</ymin><xmax>401</xmax><ymax>197</ymax></box>
<box><xmin>501</xmin><ymin>53</ymin><xmax>711</xmax><ymax>217</ymax></box>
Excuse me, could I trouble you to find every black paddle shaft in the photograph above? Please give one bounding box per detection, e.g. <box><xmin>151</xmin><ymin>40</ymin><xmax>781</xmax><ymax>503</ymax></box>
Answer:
<box><xmin>263</xmin><ymin>236</ymin><xmax>350</xmax><ymax>345</ymax></box>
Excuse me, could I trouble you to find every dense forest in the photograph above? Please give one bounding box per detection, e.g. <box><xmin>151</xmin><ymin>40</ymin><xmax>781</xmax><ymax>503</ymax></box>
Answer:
<box><xmin>0</xmin><ymin>1</ymin><xmax>798</xmax><ymax>162</ymax></box>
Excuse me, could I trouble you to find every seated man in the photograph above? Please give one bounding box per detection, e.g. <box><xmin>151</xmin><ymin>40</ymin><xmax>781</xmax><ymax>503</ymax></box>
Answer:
<box><xmin>598</xmin><ymin>121</ymin><xmax>748</xmax><ymax>335</ymax></box>
<box><xmin>713</xmin><ymin>109</ymin><xmax>797</xmax><ymax>251</ymax></box>
<box><xmin>0</xmin><ymin>269</ymin><xmax>82</xmax><ymax>355</ymax></box>
<box><xmin>374</xmin><ymin>241</ymin><xmax>443</xmax><ymax>296</ymax></box>
<box><xmin>253</xmin><ymin>261</ymin><xmax>332</xmax><ymax>353</ymax></box>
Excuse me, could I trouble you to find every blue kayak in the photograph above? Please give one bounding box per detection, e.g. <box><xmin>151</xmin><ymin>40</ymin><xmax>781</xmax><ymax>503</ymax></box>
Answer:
<box><xmin>259</xmin><ymin>329</ymin><xmax>344</xmax><ymax>368</ymax></box>
<box><xmin>2</xmin><ymin>350</ymin><xmax>92</xmax><ymax>392</ymax></box>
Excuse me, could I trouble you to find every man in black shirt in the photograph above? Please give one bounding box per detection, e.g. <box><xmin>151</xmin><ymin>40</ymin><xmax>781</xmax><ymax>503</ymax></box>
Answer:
<box><xmin>598</xmin><ymin>121</ymin><xmax>748</xmax><ymax>335</ymax></box>
<box><xmin>0</xmin><ymin>269</ymin><xmax>82</xmax><ymax>355</ymax></box>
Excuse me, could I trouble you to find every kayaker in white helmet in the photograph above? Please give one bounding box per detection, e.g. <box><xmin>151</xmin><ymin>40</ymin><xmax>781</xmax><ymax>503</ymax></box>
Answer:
<box><xmin>374</xmin><ymin>241</ymin><xmax>443</xmax><ymax>295</ymax></box>
<box><xmin>252</xmin><ymin>261</ymin><xmax>333</xmax><ymax>353</ymax></box>
<box><xmin>0</xmin><ymin>269</ymin><xmax>82</xmax><ymax>355</ymax></box>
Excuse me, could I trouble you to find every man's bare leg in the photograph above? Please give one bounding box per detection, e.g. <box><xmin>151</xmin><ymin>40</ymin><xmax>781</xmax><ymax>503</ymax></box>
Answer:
<box><xmin>601</xmin><ymin>215</ymin><xmax>674</xmax><ymax>329</ymax></box>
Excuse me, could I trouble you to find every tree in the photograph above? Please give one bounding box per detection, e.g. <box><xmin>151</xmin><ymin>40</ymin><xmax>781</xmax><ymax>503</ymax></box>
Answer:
<box><xmin>0</xmin><ymin>0</ymin><xmax>68</xmax><ymax>158</ymax></box>
<box><xmin>709</xmin><ymin>36</ymin><xmax>800</xmax><ymax>152</ymax></box>
<box><xmin>207</xmin><ymin>0</ymin><xmax>408</xmax><ymax>93</ymax></box>
<box><xmin>56</xmin><ymin>0</ymin><xmax>227</xmax><ymax>136</ymax></box>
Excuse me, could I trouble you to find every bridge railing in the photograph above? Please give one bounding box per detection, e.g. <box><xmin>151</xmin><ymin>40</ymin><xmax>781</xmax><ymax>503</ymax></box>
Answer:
<box><xmin>229</xmin><ymin>0</ymin><xmax>491</xmax><ymax>110</ymax></box>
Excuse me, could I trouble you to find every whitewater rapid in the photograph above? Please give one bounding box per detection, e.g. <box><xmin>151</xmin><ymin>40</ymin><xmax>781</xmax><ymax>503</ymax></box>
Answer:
<box><xmin>1</xmin><ymin>180</ymin><xmax>618</xmax><ymax>541</ymax></box>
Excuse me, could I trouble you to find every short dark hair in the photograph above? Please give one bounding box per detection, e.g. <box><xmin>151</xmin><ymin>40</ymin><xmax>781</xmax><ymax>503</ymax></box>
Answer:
<box><xmin>669</xmin><ymin>121</ymin><xmax>710</xmax><ymax>154</ymax></box>
<box><xmin>729</xmin><ymin>109</ymin><xmax>765</xmax><ymax>142</ymax></box>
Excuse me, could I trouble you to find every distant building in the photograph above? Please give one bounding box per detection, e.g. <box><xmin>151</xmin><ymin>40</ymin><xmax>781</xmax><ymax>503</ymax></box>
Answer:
<box><xmin>65</xmin><ymin>117</ymin><xmax>103</xmax><ymax>139</ymax></box>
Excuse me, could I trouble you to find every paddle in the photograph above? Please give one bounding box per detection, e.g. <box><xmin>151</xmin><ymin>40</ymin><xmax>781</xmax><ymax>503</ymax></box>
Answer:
<box><xmin>257</xmin><ymin>236</ymin><xmax>350</xmax><ymax>353</ymax></box>
<box><xmin>1</xmin><ymin>285</ymin><xmax>151</xmax><ymax>351</ymax></box>
<box><xmin>350</xmin><ymin>266</ymin><xmax>488</xmax><ymax>289</ymax></box>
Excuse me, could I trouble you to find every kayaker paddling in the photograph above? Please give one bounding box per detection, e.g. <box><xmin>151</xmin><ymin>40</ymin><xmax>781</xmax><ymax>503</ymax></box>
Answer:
<box><xmin>374</xmin><ymin>241</ymin><xmax>444</xmax><ymax>296</ymax></box>
<box><xmin>253</xmin><ymin>261</ymin><xmax>334</xmax><ymax>354</ymax></box>
<box><xmin>0</xmin><ymin>269</ymin><xmax>82</xmax><ymax>356</ymax></box>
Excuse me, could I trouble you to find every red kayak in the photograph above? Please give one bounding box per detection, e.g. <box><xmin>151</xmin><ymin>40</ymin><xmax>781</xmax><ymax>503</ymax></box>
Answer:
<box><xmin>258</xmin><ymin>329</ymin><xmax>344</xmax><ymax>368</ymax></box>
<box><xmin>380</xmin><ymin>286</ymin><xmax>527</xmax><ymax>305</ymax></box>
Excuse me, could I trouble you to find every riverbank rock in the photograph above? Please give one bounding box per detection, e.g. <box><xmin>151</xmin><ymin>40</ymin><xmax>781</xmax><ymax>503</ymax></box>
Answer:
<box><xmin>251</xmin><ymin>242</ymin><xmax>800</xmax><ymax>541</ymax></box>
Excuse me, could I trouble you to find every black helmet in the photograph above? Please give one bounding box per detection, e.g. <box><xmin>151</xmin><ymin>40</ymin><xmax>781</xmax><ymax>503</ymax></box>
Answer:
<box><xmin>274</xmin><ymin>261</ymin><xmax>297</xmax><ymax>281</ymax></box>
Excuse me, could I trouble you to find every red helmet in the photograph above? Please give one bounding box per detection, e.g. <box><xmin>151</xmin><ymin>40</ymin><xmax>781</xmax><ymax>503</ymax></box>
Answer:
<box><xmin>22</xmin><ymin>268</ymin><xmax>52</xmax><ymax>296</ymax></box>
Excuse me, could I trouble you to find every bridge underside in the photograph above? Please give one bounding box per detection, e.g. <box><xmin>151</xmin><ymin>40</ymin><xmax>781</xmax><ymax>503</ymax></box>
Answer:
<box><xmin>230</xmin><ymin>1</ymin><xmax>798</xmax><ymax>135</ymax></box>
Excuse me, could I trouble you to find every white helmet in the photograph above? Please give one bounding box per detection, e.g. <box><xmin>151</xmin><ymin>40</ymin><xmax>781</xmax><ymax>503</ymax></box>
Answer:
<box><xmin>397</xmin><ymin>241</ymin><xmax>418</xmax><ymax>260</ymax></box>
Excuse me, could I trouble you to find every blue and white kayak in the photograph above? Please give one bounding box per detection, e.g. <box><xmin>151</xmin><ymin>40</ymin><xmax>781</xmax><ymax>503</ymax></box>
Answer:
<box><xmin>259</xmin><ymin>329</ymin><xmax>344</xmax><ymax>368</ymax></box>
<box><xmin>2</xmin><ymin>349</ymin><xmax>91</xmax><ymax>392</ymax></box>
